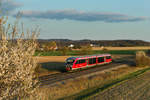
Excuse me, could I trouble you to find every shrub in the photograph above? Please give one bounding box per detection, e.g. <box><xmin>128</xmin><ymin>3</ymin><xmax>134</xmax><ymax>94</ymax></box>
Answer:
<box><xmin>136</xmin><ymin>51</ymin><xmax>150</xmax><ymax>67</ymax></box>
<box><xmin>146</xmin><ymin>49</ymin><xmax>150</xmax><ymax>56</ymax></box>
<box><xmin>60</xmin><ymin>46</ymin><xmax>69</xmax><ymax>56</ymax></box>
<box><xmin>0</xmin><ymin>17</ymin><xmax>39</xmax><ymax>99</ymax></box>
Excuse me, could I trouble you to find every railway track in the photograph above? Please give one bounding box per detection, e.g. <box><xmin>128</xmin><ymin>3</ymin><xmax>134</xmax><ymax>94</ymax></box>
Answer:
<box><xmin>39</xmin><ymin>56</ymin><xmax>135</xmax><ymax>87</ymax></box>
<box><xmin>39</xmin><ymin>62</ymin><xmax>123</xmax><ymax>87</ymax></box>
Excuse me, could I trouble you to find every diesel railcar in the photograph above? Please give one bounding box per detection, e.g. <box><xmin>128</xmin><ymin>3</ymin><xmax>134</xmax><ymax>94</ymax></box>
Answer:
<box><xmin>65</xmin><ymin>54</ymin><xmax>112</xmax><ymax>71</ymax></box>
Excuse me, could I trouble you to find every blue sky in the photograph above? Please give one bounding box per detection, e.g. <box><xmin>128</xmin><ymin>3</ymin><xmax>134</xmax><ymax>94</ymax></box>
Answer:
<box><xmin>1</xmin><ymin>0</ymin><xmax>150</xmax><ymax>41</ymax></box>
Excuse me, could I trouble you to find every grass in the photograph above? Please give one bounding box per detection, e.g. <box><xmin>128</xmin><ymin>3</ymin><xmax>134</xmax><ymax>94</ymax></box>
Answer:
<box><xmin>34</xmin><ymin>65</ymin><xmax>149</xmax><ymax>100</ymax></box>
<box><xmin>92</xmin><ymin>46</ymin><xmax>150</xmax><ymax>51</ymax></box>
<box><xmin>34</xmin><ymin>50</ymin><xmax>148</xmax><ymax>56</ymax></box>
<box><xmin>61</xmin><ymin>66</ymin><xmax>150</xmax><ymax>100</ymax></box>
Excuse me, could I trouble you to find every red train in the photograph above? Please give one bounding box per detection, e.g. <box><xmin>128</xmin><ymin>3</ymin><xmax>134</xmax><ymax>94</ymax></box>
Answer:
<box><xmin>65</xmin><ymin>54</ymin><xmax>112</xmax><ymax>71</ymax></box>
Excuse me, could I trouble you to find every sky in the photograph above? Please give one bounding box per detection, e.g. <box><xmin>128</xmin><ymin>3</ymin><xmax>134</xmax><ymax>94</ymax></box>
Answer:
<box><xmin>1</xmin><ymin>0</ymin><xmax>150</xmax><ymax>41</ymax></box>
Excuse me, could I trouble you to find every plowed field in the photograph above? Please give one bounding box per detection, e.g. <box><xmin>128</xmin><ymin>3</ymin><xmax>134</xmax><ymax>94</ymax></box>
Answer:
<box><xmin>89</xmin><ymin>71</ymin><xmax>150</xmax><ymax>100</ymax></box>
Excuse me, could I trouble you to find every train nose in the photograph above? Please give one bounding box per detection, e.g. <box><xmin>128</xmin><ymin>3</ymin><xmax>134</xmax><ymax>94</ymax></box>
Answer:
<box><xmin>66</xmin><ymin>64</ymin><xmax>71</xmax><ymax>68</ymax></box>
<box><xmin>65</xmin><ymin>64</ymin><xmax>72</xmax><ymax>71</ymax></box>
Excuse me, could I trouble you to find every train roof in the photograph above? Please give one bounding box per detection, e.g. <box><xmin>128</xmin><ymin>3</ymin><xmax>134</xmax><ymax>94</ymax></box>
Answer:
<box><xmin>66</xmin><ymin>54</ymin><xmax>111</xmax><ymax>60</ymax></box>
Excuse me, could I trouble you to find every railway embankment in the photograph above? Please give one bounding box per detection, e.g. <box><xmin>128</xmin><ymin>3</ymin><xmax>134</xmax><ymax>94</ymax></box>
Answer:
<box><xmin>40</xmin><ymin>63</ymin><xmax>129</xmax><ymax>87</ymax></box>
<box><xmin>38</xmin><ymin>65</ymin><xmax>149</xmax><ymax>100</ymax></box>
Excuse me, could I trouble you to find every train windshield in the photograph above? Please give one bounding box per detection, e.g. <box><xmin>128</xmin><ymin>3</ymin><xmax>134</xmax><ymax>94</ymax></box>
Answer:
<box><xmin>66</xmin><ymin>59</ymin><xmax>75</xmax><ymax>65</ymax></box>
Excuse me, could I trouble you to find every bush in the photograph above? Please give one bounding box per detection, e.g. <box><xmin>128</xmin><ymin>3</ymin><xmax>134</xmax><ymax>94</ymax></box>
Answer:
<box><xmin>146</xmin><ymin>49</ymin><xmax>150</xmax><ymax>56</ymax></box>
<box><xmin>59</xmin><ymin>46</ymin><xmax>70</xmax><ymax>56</ymax></box>
<box><xmin>136</xmin><ymin>51</ymin><xmax>150</xmax><ymax>67</ymax></box>
<box><xmin>0</xmin><ymin>17</ymin><xmax>39</xmax><ymax>99</ymax></box>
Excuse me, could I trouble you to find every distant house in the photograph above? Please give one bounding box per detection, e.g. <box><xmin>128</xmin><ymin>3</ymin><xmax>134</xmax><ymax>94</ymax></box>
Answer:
<box><xmin>90</xmin><ymin>44</ymin><xmax>94</xmax><ymax>47</ymax></box>
<box><xmin>49</xmin><ymin>45</ymin><xmax>58</xmax><ymax>50</ymax></box>
<box><xmin>90</xmin><ymin>44</ymin><xmax>99</xmax><ymax>47</ymax></box>
<box><xmin>68</xmin><ymin>44</ymin><xmax>74</xmax><ymax>48</ymax></box>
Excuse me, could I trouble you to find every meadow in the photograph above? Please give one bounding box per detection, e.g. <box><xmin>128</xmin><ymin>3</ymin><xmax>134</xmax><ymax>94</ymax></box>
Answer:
<box><xmin>92</xmin><ymin>46</ymin><xmax>150</xmax><ymax>51</ymax></box>
<box><xmin>34</xmin><ymin>49</ymin><xmax>148</xmax><ymax>56</ymax></box>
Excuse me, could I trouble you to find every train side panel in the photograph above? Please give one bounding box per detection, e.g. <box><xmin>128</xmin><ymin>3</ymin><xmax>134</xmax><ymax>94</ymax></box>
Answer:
<box><xmin>76</xmin><ymin>58</ymin><xmax>87</xmax><ymax>68</ymax></box>
<box><xmin>105</xmin><ymin>56</ymin><xmax>112</xmax><ymax>63</ymax></box>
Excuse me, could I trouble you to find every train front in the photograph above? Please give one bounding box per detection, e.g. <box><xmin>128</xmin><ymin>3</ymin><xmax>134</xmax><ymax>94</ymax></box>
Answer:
<box><xmin>65</xmin><ymin>57</ymin><xmax>75</xmax><ymax>71</ymax></box>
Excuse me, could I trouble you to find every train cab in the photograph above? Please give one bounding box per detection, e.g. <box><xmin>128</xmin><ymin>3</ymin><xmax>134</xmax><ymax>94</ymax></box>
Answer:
<box><xmin>65</xmin><ymin>57</ymin><xmax>76</xmax><ymax>71</ymax></box>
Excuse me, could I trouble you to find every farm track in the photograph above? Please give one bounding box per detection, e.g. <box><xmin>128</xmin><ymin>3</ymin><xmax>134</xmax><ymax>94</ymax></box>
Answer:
<box><xmin>39</xmin><ymin>56</ymin><xmax>134</xmax><ymax>87</ymax></box>
<box><xmin>88</xmin><ymin>69</ymin><xmax>150</xmax><ymax>100</ymax></box>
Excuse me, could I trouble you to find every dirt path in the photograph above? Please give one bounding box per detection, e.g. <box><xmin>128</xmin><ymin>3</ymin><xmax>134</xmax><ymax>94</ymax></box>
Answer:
<box><xmin>89</xmin><ymin>70</ymin><xmax>150</xmax><ymax>100</ymax></box>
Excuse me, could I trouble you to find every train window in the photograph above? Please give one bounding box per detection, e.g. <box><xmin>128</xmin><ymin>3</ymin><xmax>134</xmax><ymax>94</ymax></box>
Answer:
<box><xmin>88</xmin><ymin>58</ymin><xmax>93</xmax><ymax>64</ymax></box>
<box><xmin>98</xmin><ymin>57</ymin><xmax>104</xmax><ymax>63</ymax></box>
<box><xmin>67</xmin><ymin>59</ymin><xmax>75</xmax><ymax>64</ymax></box>
<box><xmin>81</xmin><ymin>59</ymin><xmax>86</xmax><ymax>63</ymax></box>
<box><xmin>88</xmin><ymin>58</ymin><xmax>96</xmax><ymax>64</ymax></box>
<box><xmin>76</xmin><ymin>59</ymin><xmax>86</xmax><ymax>64</ymax></box>
<box><xmin>106</xmin><ymin>56</ymin><xmax>111</xmax><ymax>59</ymax></box>
<box><xmin>75</xmin><ymin>60</ymin><xmax>79</xmax><ymax>64</ymax></box>
<box><xmin>93</xmin><ymin>58</ymin><xmax>96</xmax><ymax>64</ymax></box>
<box><xmin>79</xmin><ymin>59</ymin><xmax>86</xmax><ymax>64</ymax></box>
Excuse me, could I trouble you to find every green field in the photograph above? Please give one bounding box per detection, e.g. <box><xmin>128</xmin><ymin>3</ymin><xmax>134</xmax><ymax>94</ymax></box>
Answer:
<box><xmin>34</xmin><ymin>50</ymin><xmax>148</xmax><ymax>56</ymax></box>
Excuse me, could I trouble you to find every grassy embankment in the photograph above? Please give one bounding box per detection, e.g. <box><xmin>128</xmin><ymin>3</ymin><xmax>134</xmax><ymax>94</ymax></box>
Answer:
<box><xmin>62</xmin><ymin>67</ymin><xmax>150</xmax><ymax>100</ymax></box>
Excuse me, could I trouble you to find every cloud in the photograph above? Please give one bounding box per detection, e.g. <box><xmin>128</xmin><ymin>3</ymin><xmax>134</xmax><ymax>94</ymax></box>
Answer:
<box><xmin>18</xmin><ymin>9</ymin><xmax>148</xmax><ymax>23</ymax></box>
<box><xmin>0</xmin><ymin>0</ymin><xmax>21</xmax><ymax>15</ymax></box>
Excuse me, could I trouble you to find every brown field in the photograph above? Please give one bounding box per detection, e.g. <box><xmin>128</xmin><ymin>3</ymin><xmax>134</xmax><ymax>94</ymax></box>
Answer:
<box><xmin>92</xmin><ymin>46</ymin><xmax>150</xmax><ymax>50</ymax></box>
<box><xmin>89</xmin><ymin>70</ymin><xmax>150</xmax><ymax>100</ymax></box>
<box><xmin>35</xmin><ymin>56</ymin><xmax>70</xmax><ymax>76</ymax></box>
<box><xmin>36</xmin><ymin>56</ymin><xmax>70</xmax><ymax>63</ymax></box>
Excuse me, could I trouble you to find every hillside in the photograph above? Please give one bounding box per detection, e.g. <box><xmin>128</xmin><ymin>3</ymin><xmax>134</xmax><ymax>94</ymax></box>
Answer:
<box><xmin>37</xmin><ymin>39</ymin><xmax>150</xmax><ymax>47</ymax></box>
